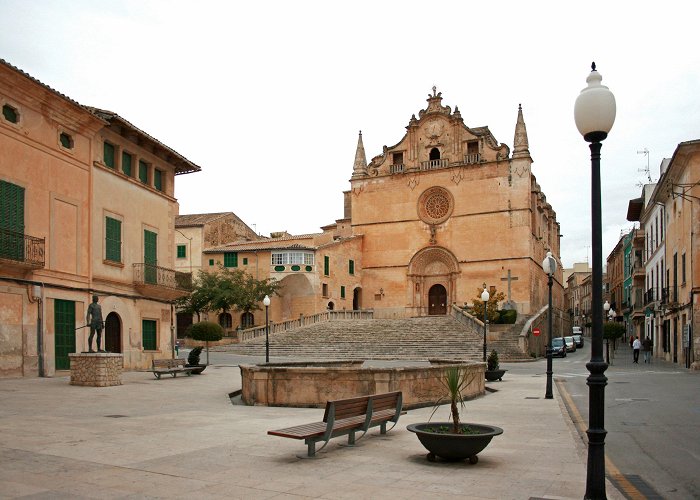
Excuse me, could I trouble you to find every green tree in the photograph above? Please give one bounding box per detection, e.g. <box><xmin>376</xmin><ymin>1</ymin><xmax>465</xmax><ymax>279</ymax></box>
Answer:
<box><xmin>603</xmin><ymin>321</ymin><xmax>625</xmax><ymax>349</ymax></box>
<box><xmin>174</xmin><ymin>270</ymin><xmax>219</xmax><ymax>321</ymax></box>
<box><xmin>469</xmin><ymin>288</ymin><xmax>505</xmax><ymax>323</ymax></box>
<box><xmin>187</xmin><ymin>321</ymin><xmax>223</xmax><ymax>365</ymax></box>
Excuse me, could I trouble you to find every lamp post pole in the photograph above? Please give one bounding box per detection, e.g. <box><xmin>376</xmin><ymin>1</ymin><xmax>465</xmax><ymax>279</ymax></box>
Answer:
<box><xmin>481</xmin><ymin>284</ymin><xmax>490</xmax><ymax>362</ymax></box>
<box><xmin>575</xmin><ymin>62</ymin><xmax>616</xmax><ymax>500</ymax></box>
<box><xmin>543</xmin><ymin>251</ymin><xmax>557</xmax><ymax>399</ymax></box>
<box><xmin>263</xmin><ymin>295</ymin><xmax>271</xmax><ymax>363</ymax></box>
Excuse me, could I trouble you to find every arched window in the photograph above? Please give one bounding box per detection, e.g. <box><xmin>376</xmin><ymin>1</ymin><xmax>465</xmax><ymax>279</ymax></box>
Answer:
<box><xmin>240</xmin><ymin>312</ymin><xmax>254</xmax><ymax>329</ymax></box>
<box><xmin>218</xmin><ymin>312</ymin><xmax>232</xmax><ymax>329</ymax></box>
<box><xmin>327</xmin><ymin>301</ymin><xmax>335</xmax><ymax>311</ymax></box>
<box><xmin>429</xmin><ymin>148</ymin><xmax>440</xmax><ymax>161</ymax></box>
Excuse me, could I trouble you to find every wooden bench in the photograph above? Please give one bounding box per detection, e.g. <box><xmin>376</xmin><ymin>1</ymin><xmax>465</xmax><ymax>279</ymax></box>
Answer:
<box><xmin>149</xmin><ymin>358</ymin><xmax>196</xmax><ymax>379</ymax></box>
<box><xmin>268</xmin><ymin>391</ymin><xmax>403</xmax><ymax>458</ymax></box>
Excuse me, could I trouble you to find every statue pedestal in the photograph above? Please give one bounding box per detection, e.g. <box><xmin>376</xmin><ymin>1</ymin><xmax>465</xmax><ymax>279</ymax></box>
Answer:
<box><xmin>69</xmin><ymin>353</ymin><xmax>123</xmax><ymax>387</ymax></box>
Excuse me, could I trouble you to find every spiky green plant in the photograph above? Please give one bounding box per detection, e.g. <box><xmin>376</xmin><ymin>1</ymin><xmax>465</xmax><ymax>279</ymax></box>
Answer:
<box><xmin>430</xmin><ymin>366</ymin><xmax>477</xmax><ymax>434</ymax></box>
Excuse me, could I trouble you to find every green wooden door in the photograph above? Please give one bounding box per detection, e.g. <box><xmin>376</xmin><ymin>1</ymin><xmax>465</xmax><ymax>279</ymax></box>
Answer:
<box><xmin>54</xmin><ymin>299</ymin><xmax>75</xmax><ymax>370</ymax></box>
<box><xmin>144</xmin><ymin>230</ymin><xmax>157</xmax><ymax>284</ymax></box>
<box><xmin>0</xmin><ymin>180</ymin><xmax>25</xmax><ymax>261</ymax></box>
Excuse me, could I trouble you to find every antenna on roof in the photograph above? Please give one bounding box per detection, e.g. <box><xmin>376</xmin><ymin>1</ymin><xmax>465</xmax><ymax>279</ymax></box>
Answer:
<box><xmin>637</xmin><ymin>148</ymin><xmax>652</xmax><ymax>183</ymax></box>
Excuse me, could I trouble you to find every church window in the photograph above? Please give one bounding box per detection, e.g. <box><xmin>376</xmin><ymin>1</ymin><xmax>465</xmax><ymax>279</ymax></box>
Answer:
<box><xmin>2</xmin><ymin>103</ymin><xmax>18</xmax><ymax>123</ymax></box>
<box><xmin>392</xmin><ymin>152</ymin><xmax>403</xmax><ymax>164</ymax></box>
<box><xmin>429</xmin><ymin>148</ymin><xmax>440</xmax><ymax>161</ymax></box>
<box><xmin>324</xmin><ymin>255</ymin><xmax>330</xmax><ymax>276</ymax></box>
<box><xmin>418</xmin><ymin>186</ymin><xmax>454</xmax><ymax>225</ymax></box>
<box><xmin>341</xmin><ymin>286</ymin><xmax>346</xmax><ymax>299</ymax></box>
<box><xmin>322</xmin><ymin>283</ymin><xmax>328</xmax><ymax>297</ymax></box>
<box><xmin>467</xmin><ymin>141</ymin><xmax>478</xmax><ymax>155</ymax></box>
<box><xmin>219</xmin><ymin>312</ymin><xmax>232</xmax><ymax>329</ymax></box>
<box><xmin>59</xmin><ymin>132</ymin><xmax>74</xmax><ymax>149</ymax></box>
<box><xmin>241</xmin><ymin>312</ymin><xmax>254</xmax><ymax>328</ymax></box>
<box><xmin>224</xmin><ymin>252</ymin><xmax>238</xmax><ymax>267</ymax></box>
<box><xmin>349</xmin><ymin>260</ymin><xmax>354</xmax><ymax>275</ymax></box>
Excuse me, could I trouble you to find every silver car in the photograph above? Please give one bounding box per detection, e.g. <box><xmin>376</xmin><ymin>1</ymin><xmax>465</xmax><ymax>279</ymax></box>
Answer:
<box><xmin>564</xmin><ymin>336</ymin><xmax>576</xmax><ymax>352</ymax></box>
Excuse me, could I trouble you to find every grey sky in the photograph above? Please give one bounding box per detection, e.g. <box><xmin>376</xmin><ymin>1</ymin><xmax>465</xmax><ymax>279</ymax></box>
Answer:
<box><xmin>1</xmin><ymin>0</ymin><xmax>698</xmax><ymax>268</ymax></box>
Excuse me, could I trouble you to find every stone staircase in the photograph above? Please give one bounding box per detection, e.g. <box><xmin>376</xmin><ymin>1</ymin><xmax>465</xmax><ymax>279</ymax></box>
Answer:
<box><xmin>216</xmin><ymin>316</ymin><xmax>530</xmax><ymax>361</ymax></box>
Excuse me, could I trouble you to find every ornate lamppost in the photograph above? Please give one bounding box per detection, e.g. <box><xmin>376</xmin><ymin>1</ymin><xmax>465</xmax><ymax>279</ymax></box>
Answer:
<box><xmin>263</xmin><ymin>295</ymin><xmax>271</xmax><ymax>363</ymax></box>
<box><xmin>543</xmin><ymin>251</ymin><xmax>557</xmax><ymax>399</ymax></box>
<box><xmin>574</xmin><ymin>62</ymin><xmax>616</xmax><ymax>500</ymax></box>
<box><xmin>481</xmin><ymin>284</ymin><xmax>489</xmax><ymax>362</ymax></box>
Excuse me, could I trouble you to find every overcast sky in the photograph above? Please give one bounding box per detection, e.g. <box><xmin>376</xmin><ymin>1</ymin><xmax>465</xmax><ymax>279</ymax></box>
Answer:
<box><xmin>2</xmin><ymin>0</ymin><xmax>698</xmax><ymax>268</ymax></box>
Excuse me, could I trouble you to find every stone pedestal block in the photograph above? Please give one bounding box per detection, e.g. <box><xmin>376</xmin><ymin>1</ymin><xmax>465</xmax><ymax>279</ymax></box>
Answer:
<box><xmin>69</xmin><ymin>353</ymin><xmax>123</xmax><ymax>387</ymax></box>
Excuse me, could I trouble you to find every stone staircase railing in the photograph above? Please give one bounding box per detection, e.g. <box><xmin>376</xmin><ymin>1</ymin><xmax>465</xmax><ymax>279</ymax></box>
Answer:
<box><xmin>238</xmin><ymin>309</ymin><xmax>374</xmax><ymax>342</ymax></box>
<box><xmin>450</xmin><ymin>304</ymin><xmax>485</xmax><ymax>334</ymax></box>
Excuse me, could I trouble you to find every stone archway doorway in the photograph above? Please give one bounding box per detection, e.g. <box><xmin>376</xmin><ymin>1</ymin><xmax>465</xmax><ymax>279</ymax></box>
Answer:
<box><xmin>353</xmin><ymin>287</ymin><xmax>362</xmax><ymax>310</ymax></box>
<box><xmin>104</xmin><ymin>312</ymin><xmax>122</xmax><ymax>353</ymax></box>
<box><xmin>428</xmin><ymin>284</ymin><xmax>447</xmax><ymax>315</ymax></box>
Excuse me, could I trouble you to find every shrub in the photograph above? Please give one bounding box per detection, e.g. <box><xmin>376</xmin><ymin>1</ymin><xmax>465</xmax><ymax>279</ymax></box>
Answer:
<box><xmin>487</xmin><ymin>350</ymin><xmax>500</xmax><ymax>371</ymax></box>
<box><xmin>498</xmin><ymin>309</ymin><xmax>517</xmax><ymax>324</ymax></box>
<box><xmin>603</xmin><ymin>322</ymin><xmax>625</xmax><ymax>341</ymax></box>
<box><xmin>187</xmin><ymin>346</ymin><xmax>203</xmax><ymax>365</ymax></box>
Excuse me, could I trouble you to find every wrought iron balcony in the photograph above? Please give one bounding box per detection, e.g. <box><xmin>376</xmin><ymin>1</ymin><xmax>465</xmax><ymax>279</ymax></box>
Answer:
<box><xmin>0</xmin><ymin>228</ymin><xmax>45</xmax><ymax>269</ymax></box>
<box><xmin>133</xmin><ymin>263</ymin><xmax>192</xmax><ymax>300</ymax></box>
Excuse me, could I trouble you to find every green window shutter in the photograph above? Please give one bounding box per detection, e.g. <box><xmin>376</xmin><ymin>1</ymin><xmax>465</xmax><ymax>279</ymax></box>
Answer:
<box><xmin>54</xmin><ymin>299</ymin><xmax>76</xmax><ymax>370</ymax></box>
<box><xmin>324</xmin><ymin>255</ymin><xmax>329</xmax><ymax>276</ymax></box>
<box><xmin>154</xmin><ymin>169</ymin><xmax>163</xmax><ymax>191</ymax></box>
<box><xmin>59</xmin><ymin>132</ymin><xmax>73</xmax><ymax>149</ymax></box>
<box><xmin>142</xmin><ymin>319</ymin><xmax>157</xmax><ymax>351</ymax></box>
<box><xmin>138</xmin><ymin>160</ymin><xmax>148</xmax><ymax>183</ymax></box>
<box><xmin>243</xmin><ymin>257</ymin><xmax>248</xmax><ymax>265</ymax></box>
<box><xmin>105</xmin><ymin>217</ymin><xmax>122</xmax><ymax>262</ymax></box>
<box><xmin>104</xmin><ymin>142</ymin><xmax>115</xmax><ymax>168</ymax></box>
<box><xmin>209</xmin><ymin>259</ymin><xmax>214</xmax><ymax>266</ymax></box>
<box><xmin>177</xmin><ymin>244</ymin><xmax>186</xmax><ymax>258</ymax></box>
<box><xmin>144</xmin><ymin>230</ymin><xmax>157</xmax><ymax>284</ymax></box>
<box><xmin>0</xmin><ymin>180</ymin><xmax>25</xmax><ymax>261</ymax></box>
<box><xmin>122</xmin><ymin>152</ymin><xmax>132</xmax><ymax>176</ymax></box>
<box><xmin>349</xmin><ymin>260</ymin><xmax>354</xmax><ymax>275</ymax></box>
<box><xmin>224</xmin><ymin>252</ymin><xmax>238</xmax><ymax>268</ymax></box>
<box><xmin>341</xmin><ymin>286</ymin><xmax>346</xmax><ymax>299</ymax></box>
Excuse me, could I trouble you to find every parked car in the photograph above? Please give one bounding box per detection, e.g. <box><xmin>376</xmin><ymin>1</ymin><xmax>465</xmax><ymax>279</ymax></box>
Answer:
<box><xmin>572</xmin><ymin>334</ymin><xmax>584</xmax><ymax>348</ymax></box>
<box><xmin>572</xmin><ymin>326</ymin><xmax>583</xmax><ymax>336</ymax></box>
<box><xmin>551</xmin><ymin>337</ymin><xmax>567</xmax><ymax>357</ymax></box>
<box><xmin>564</xmin><ymin>336</ymin><xmax>576</xmax><ymax>352</ymax></box>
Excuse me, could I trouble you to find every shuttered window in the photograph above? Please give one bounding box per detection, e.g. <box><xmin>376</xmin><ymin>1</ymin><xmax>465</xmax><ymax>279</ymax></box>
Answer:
<box><xmin>142</xmin><ymin>319</ymin><xmax>157</xmax><ymax>351</ymax></box>
<box><xmin>138</xmin><ymin>160</ymin><xmax>148</xmax><ymax>183</ymax></box>
<box><xmin>104</xmin><ymin>142</ymin><xmax>115</xmax><ymax>168</ymax></box>
<box><xmin>154</xmin><ymin>169</ymin><xmax>163</xmax><ymax>191</ymax></box>
<box><xmin>144</xmin><ymin>230</ymin><xmax>157</xmax><ymax>284</ymax></box>
<box><xmin>0</xmin><ymin>180</ymin><xmax>25</xmax><ymax>261</ymax></box>
<box><xmin>324</xmin><ymin>255</ymin><xmax>329</xmax><ymax>276</ymax></box>
<box><xmin>105</xmin><ymin>217</ymin><xmax>122</xmax><ymax>262</ymax></box>
<box><xmin>54</xmin><ymin>300</ymin><xmax>76</xmax><ymax>369</ymax></box>
<box><xmin>122</xmin><ymin>152</ymin><xmax>132</xmax><ymax>176</ymax></box>
<box><xmin>341</xmin><ymin>286</ymin><xmax>346</xmax><ymax>299</ymax></box>
<box><xmin>177</xmin><ymin>244</ymin><xmax>186</xmax><ymax>258</ymax></box>
<box><xmin>349</xmin><ymin>260</ymin><xmax>355</xmax><ymax>275</ymax></box>
<box><xmin>224</xmin><ymin>252</ymin><xmax>238</xmax><ymax>268</ymax></box>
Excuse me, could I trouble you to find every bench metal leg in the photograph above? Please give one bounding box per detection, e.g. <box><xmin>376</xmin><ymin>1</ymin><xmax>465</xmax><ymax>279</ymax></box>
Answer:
<box><xmin>297</xmin><ymin>439</ymin><xmax>325</xmax><ymax>459</ymax></box>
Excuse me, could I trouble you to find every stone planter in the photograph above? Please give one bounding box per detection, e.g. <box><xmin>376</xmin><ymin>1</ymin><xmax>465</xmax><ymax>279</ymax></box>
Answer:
<box><xmin>407</xmin><ymin>422</ymin><xmax>503</xmax><ymax>464</ymax></box>
<box><xmin>485</xmin><ymin>369</ymin><xmax>507</xmax><ymax>381</ymax></box>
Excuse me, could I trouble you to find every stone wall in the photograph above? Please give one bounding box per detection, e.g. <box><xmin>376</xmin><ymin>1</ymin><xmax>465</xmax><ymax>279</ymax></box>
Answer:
<box><xmin>69</xmin><ymin>353</ymin><xmax>123</xmax><ymax>387</ymax></box>
<box><xmin>239</xmin><ymin>360</ymin><xmax>485</xmax><ymax>408</ymax></box>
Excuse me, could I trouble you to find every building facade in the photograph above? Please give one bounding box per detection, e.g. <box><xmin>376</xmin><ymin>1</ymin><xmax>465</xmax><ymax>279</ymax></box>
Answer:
<box><xmin>0</xmin><ymin>59</ymin><xmax>198</xmax><ymax>377</ymax></box>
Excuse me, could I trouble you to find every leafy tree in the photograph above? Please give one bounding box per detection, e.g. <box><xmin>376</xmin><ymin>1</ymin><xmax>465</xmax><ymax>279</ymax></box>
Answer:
<box><xmin>603</xmin><ymin>322</ymin><xmax>625</xmax><ymax>349</ymax></box>
<box><xmin>174</xmin><ymin>270</ymin><xmax>219</xmax><ymax>321</ymax></box>
<box><xmin>469</xmin><ymin>287</ymin><xmax>505</xmax><ymax>323</ymax></box>
<box><xmin>187</xmin><ymin>321</ymin><xmax>223</xmax><ymax>365</ymax></box>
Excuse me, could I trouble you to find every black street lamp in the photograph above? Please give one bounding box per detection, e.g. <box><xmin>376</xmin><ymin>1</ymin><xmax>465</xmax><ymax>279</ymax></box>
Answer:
<box><xmin>543</xmin><ymin>251</ymin><xmax>557</xmax><ymax>400</ymax></box>
<box><xmin>574</xmin><ymin>62</ymin><xmax>616</xmax><ymax>500</ymax></box>
<box><xmin>263</xmin><ymin>295</ymin><xmax>271</xmax><ymax>363</ymax></box>
<box><xmin>481</xmin><ymin>284</ymin><xmax>489</xmax><ymax>362</ymax></box>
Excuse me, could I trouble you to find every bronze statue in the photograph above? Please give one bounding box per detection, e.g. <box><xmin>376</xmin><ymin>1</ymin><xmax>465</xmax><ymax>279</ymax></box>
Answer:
<box><xmin>86</xmin><ymin>295</ymin><xmax>104</xmax><ymax>352</ymax></box>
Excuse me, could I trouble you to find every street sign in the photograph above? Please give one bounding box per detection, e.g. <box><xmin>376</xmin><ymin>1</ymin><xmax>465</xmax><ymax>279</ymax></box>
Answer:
<box><xmin>533</xmin><ymin>328</ymin><xmax>541</xmax><ymax>337</ymax></box>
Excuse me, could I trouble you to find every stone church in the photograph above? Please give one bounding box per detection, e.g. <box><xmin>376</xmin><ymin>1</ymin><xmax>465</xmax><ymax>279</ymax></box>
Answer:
<box><xmin>190</xmin><ymin>89</ymin><xmax>563</xmax><ymax>328</ymax></box>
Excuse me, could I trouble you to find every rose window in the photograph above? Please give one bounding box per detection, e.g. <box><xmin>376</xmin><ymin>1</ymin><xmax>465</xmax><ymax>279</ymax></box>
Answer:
<box><xmin>418</xmin><ymin>187</ymin><xmax>454</xmax><ymax>225</ymax></box>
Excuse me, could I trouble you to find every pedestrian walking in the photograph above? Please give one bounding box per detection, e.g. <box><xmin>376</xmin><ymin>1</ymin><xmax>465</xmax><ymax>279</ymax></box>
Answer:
<box><xmin>642</xmin><ymin>336</ymin><xmax>653</xmax><ymax>363</ymax></box>
<box><xmin>632</xmin><ymin>336</ymin><xmax>641</xmax><ymax>363</ymax></box>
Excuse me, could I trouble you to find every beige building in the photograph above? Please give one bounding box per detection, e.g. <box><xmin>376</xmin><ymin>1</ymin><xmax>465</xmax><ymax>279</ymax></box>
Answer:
<box><xmin>0</xmin><ymin>59</ymin><xmax>198</xmax><ymax>377</ymax></box>
<box><xmin>183</xmin><ymin>89</ymin><xmax>564</xmax><ymax>331</ymax></box>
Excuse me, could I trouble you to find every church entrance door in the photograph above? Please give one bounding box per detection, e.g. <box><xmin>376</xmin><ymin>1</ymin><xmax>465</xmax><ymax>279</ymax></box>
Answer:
<box><xmin>428</xmin><ymin>284</ymin><xmax>447</xmax><ymax>315</ymax></box>
<box><xmin>104</xmin><ymin>312</ymin><xmax>122</xmax><ymax>353</ymax></box>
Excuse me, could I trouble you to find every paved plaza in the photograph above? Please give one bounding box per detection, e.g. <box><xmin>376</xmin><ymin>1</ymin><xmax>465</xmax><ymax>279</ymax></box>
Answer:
<box><xmin>0</xmin><ymin>359</ymin><xmax>625</xmax><ymax>499</ymax></box>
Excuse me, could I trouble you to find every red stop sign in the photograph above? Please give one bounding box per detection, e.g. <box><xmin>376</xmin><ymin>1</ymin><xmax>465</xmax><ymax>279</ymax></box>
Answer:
<box><xmin>533</xmin><ymin>328</ymin><xmax>541</xmax><ymax>337</ymax></box>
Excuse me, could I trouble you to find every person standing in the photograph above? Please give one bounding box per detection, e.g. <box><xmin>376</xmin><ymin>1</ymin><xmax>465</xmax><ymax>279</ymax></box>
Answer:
<box><xmin>632</xmin><ymin>336</ymin><xmax>641</xmax><ymax>364</ymax></box>
<box><xmin>642</xmin><ymin>336</ymin><xmax>653</xmax><ymax>363</ymax></box>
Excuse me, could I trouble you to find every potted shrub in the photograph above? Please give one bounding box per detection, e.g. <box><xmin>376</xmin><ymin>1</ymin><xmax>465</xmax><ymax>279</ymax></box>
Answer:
<box><xmin>407</xmin><ymin>365</ymin><xmax>503</xmax><ymax>464</ymax></box>
<box><xmin>186</xmin><ymin>346</ymin><xmax>206</xmax><ymax>374</ymax></box>
<box><xmin>485</xmin><ymin>349</ymin><xmax>507</xmax><ymax>381</ymax></box>
<box><xmin>186</xmin><ymin>321</ymin><xmax>223</xmax><ymax>371</ymax></box>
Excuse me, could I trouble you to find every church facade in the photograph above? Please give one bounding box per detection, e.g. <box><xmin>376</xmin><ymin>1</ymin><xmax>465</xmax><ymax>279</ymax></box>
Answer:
<box><xmin>196</xmin><ymin>89</ymin><xmax>563</xmax><ymax>329</ymax></box>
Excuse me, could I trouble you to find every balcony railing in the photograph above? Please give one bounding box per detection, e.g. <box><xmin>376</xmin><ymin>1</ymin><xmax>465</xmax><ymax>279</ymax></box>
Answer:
<box><xmin>0</xmin><ymin>228</ymin><xmax>45</xmax><ymax>268</ymax></box>
<box><xmin>419</xmin><ymin>159</ymin><xmax>449</xmax><ymax>170</ymax></box>
<box><xmin>133</xmin><ymin>263</ymin><xmax>192</xmax><ymax>299</ymax></box>
<box><xmin>463</xmin><ymin>153</ymin><xmax>481</xmax><ymax>164</ymax></box>
<box><xmin>389</xmin><ymin>163</ymin><xmax>405</xmax><ymax>174</ymax></box>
